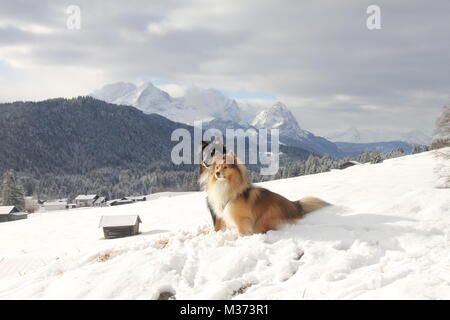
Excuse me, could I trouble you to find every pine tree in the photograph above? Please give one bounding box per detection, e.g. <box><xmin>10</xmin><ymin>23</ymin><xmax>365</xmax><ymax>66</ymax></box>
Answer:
<box><xmin>1</xmin><ymin>169</ymin><xmax>25</xmax><ymax>210</ymax></box>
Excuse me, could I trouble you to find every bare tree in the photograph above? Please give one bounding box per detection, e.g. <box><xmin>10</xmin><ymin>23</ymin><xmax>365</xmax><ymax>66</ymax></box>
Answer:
<box><xmin>432</xmin><ymin>104</ymin><xmax>450</xmax><ymax>149</ymax></box>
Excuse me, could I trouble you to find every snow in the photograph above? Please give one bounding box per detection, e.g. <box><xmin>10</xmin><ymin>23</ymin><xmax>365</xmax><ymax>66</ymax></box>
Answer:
<box><xmin>91</xmin><ymin>82</ymin><xmax>242</xmax><ymax>125</ymax></box>
<box><xmin>0</xmin><ymin>206</ymin><xmax>16</xmax><ymax>214</ymax></box>
<box><xmin>98</xmin><ymin>215</ymin><xmax>141</xmax><ymax>228</ymax></box>
<box><xmin>0</xmin><ymin>150</ymin><xmax>449</xmax><ymax>299</ymax></box>
<box><xmin>252</xmin><ymin>102</ymin><xmax>309</xmax><ymax>140</ymax></box>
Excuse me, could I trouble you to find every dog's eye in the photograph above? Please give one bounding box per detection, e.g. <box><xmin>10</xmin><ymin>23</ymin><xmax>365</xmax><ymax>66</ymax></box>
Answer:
<box><xmin>223</xmin><ymin>166</ymin><xmax>228</xmax><ymax>169</ymax></box>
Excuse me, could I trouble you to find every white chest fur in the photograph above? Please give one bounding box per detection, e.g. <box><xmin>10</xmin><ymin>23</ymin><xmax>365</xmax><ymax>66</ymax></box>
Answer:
<box><xmin>207</xmin><ymin>180</ymin><xmax>237</xmax><ymax>230</ymax></box>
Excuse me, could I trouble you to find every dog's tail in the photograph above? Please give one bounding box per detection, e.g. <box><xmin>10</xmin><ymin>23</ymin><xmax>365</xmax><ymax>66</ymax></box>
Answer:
<box><xmin>297</xmin><ymin>196</ymin><xmax>331</xmax><ymax>215</ymax></box>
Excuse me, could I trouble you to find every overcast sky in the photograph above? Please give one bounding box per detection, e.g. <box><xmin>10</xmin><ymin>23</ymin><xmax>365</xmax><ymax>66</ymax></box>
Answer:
<box><xmin>0</xmin><ymin>0</ymin><xmax>448</xmax><ymax>135</ymax></box>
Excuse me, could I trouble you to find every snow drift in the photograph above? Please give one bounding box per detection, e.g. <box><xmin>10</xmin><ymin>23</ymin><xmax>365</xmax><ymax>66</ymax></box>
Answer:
<box><xmin>0</xmin><ymin>149</ymin><xmax>449</xmax><ymax>299</ymax></box>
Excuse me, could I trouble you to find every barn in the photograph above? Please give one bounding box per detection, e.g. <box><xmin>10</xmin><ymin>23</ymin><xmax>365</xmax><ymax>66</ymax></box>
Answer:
<box><xmin>0</xmin><ymin>206</ymin><xmax>27</xmax><ymax>223</ymax></box>
<box><xmin>99</xmin><ymin>215</ymin><xmax>142</xmax><ymax>239</ymax></box>
<box><xmin>74</xmin><ymin>194</ymin><xmax>99</xmax><ymax>207</ymax></box>
<box><xmin>108</xmin><ymin>198</ymin><xmax>134</xmax><ymax>206</ymax></box>
<box><xmin>43</xmin><ymin>199</ymin><xmax>69</xmax><ymax>211</ymax></box>
<box><xmin>340</xmin><ymin>161</ymin><xmax>362</xmax><ymax>170</ymax></box>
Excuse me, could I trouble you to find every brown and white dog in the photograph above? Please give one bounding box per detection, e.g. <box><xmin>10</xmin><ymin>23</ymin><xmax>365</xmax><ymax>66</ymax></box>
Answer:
<box><xmin>199</xmin><ymin>141</ymin><xmax>330</xmax><ymax>235</ymax></box>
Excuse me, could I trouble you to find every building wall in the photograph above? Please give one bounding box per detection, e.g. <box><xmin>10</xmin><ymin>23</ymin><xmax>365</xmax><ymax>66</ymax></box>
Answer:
<box><xmin>44</xmin><ymin>204</ymin><xmax>67</xmax><ymax>211</ymax></box>
<box><xmin>75</xmin><ymin>200</ymin><xmax>94</xmax><ymax>207</ymax></box>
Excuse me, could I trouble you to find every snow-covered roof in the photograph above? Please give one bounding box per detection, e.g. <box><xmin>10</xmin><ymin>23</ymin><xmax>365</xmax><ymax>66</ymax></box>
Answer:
<box><xmin>0</xmin><ymin>206</ymin><xmax>17</xmax><ymax>215</ymax></box>
<box><xmin>10</xmin><ymin>211</ymin><xmax>27</xmax><ymax>216</ymax></box>
<box><xmin>45</xmin><ymin>198</ymin><xmax>68</xmax><ymax>203</ymax></box>
<box><xmin>98</xmin><ymin>215</ymin><xmax>142</xmax><ymax>228</ymax></box>
<box><xmin>44</xmin><ymin>200</ymin><xmax>68</xmax><ymax>206</ymax></box>
<box><xmin>345</xmin><ymin>161</ymin><xmax>362</xmax><ymax>165</ymax></box>
<box><xmin>75</xmin><ymin>194</ymin><xmax>98</xmax><ymax>201</ymax></box>
<box><xmin>128</xmin><ymin>196</ymin><xmax>146</xmax><ymax>200</ymax></box>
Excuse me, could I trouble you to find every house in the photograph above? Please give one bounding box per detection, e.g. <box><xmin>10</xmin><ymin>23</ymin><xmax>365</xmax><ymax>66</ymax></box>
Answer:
<box><xmin>74</xmin><ymin>194</ymin><xmax>99</xmax><ymax>207</ymax></box>
<box><xmin>99</xmin><ymin>215</ymin><xmax>142</xmax><ymax>239</ymax></box>
<box><xmin>340</xmin><ymin>161</ymin><xmax>362</xmax><ymax>170</ymax></box>
<box><xmin>93</xmin><ymin>196</ymin><xmax>107</xmax><ymax>207</ymax></box>
<box><xmin>42</xmin><ymin>199</ymin><xmax>69</xmax><ymax>211</ymax></box>
<box><xmin>108</xmin><ymin>198</ymin><xmax>134</xmax><ymax>206</ymax></box>
<box><xmin>0</xmin><ymin>206</ymin><xmax>27</xmax><ymax>223</ymax></box>
<box><xmin>129</xmin><ymin>196</ymin><xmax>147</xmax><ymax>202</ymax></box>
<box><xmin>107</xmin><ymin>196</ymin><xmax>147</xmax><ymax>206</ymax></box>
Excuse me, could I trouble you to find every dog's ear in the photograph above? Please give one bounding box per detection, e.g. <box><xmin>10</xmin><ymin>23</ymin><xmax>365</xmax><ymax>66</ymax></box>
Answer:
<box><xmin>201</xmin><ymin>140</ymin><xmax>209</xmax><ymax>151</ymax></box>
<box><xmin>212</xmin><ymin>138</ymin><xmax>227</xmax><ymax>155</ymax></box>
<box><xmin>225</xmin><ymin>151</ymin><xmax>238</xmax><ymax>165</ymax></box>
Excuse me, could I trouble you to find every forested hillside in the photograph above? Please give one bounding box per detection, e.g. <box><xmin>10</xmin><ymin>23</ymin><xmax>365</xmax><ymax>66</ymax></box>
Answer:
<box><xmin>0</xmin><ymin>97</ymin><xmax>194</xmax><ymax>175</ymax></box>
<box><xmin>0</xmin><ymin>97</ymin><xmax>311</xmax><ymax>199</ymax></box>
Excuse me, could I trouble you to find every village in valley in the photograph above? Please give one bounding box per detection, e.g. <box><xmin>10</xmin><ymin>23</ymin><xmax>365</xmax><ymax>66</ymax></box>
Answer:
<box><xmin>0</xmin><ymin>192</ymin><xmax>148</xmax><ymax>223</ymax></box>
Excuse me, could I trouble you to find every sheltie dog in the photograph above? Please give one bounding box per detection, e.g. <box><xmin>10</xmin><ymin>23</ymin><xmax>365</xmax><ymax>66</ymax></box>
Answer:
<box><xmin>199</xmin><ymin>141</ymin><xmax>331</xmax><ymax>235</ymax></box>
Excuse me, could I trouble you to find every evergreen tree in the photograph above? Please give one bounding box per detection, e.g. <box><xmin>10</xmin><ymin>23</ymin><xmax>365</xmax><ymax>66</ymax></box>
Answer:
<box><xmin>1</xmin><ymin>169</ymin><xmax>25</xmax><ymax>210</ymax></box>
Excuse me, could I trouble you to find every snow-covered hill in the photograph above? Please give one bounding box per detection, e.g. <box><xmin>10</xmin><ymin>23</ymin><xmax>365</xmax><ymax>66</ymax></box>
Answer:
<box><xmin>1</xmin><ymin>149</ymin><xmax>449</xmax><ymax>299</ymax></box>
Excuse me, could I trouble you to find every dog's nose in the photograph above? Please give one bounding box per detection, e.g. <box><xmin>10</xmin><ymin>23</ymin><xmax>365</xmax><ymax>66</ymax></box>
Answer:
<box><xmin>215</xmin><ymin>171</ymin><xmax>221</xmax><ymax>178</ymax></box>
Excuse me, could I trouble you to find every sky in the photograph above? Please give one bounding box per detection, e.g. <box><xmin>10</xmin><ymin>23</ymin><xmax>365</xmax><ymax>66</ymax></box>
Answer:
<box><xmin>0</xmin><ymin>0</ymin><xmax>449</xmax><ymax>135</ymax></box>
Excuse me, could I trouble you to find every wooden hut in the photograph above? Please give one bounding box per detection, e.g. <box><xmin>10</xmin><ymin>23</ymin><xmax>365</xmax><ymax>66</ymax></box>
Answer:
<box><xmin>0</xmin><ymin>206</ymin><xmax>27</xmax><ymax>222</ymax></box>
<box><xmin>99</xmin><ymin>215</ymin><xmax>142</xmax><ymax>239</ymax></box>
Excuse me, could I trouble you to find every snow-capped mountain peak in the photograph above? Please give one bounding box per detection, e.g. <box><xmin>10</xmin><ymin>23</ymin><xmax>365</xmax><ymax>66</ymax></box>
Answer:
<box><xmin>91</xmin><ymin>82</ymin><xmax>137</xmax><ymax>103</ymax></box>
<box><xmin>91</xmin><ymin>82</ymin><xmax>241</xmax><ymax>124</ymax></box>
<box><xmin>133</xmin><ymin>82</ymin><xmax>172</xmax><ymax>111</ymax></box>
<box><xmin>252</xmin><ymin>101</ymin><xmax>308</xmax><ymax>139</ymax></box>
<box><xmin>400</xmin><ymin>130</ymin><xmax>433</xmax><ymax>146</ymax></box>
<box><xmin>326</xmin><ymin>126</ymin><xmax>363</xmax><ymax>143</ymax></box>
<box><xmin>181</xmin><ymin>87</ymin><xmax>241</xmax><ymax>123</ymax></box>
<box><xmin>90</xmin><ymin>83</ymin><xmax>339</xmax><ymax>155</ymax></box>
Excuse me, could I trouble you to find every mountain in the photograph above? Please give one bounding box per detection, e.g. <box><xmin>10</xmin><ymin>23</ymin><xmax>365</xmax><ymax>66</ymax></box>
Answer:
<box><xmin>92</xmin><ymin>83</ymin><xmax>340</xmax><ymax>156</ymax></box>
<box><xmin>0</xmin><ymin>96</ymin><xmax>193</xmax><ymax>176</ymax></box>
<box><xmin>326</xmin><ymin>127</ymin><xmax>432</xmax><ymax>146</ymax></box>
<box><xmin>399</xmin><ymin>130</ymin><xmax>432</xmax><ymax>146</ymax></box>
<box><xmin>201</xmin><ymin>118</ymin><xmax>314</xmax><ymax>165</ymax></box>
<box><xmin>181</xmin><ymin>87</ymin><xmax>241</xmax><ymax>123</ymax></box>
<box><xmin>92</xmin><ymin>81</ymin><xmax>178</xmax><ymax>117</ymax></box>
<box><xmin>91</xmin><ymin>82</ymin><xmax>417</xmax><ymax>157</ymax></box>
<box><xmin>0</xmin><ymin>97</ymin><xmax>315</xmax><ymax>199</ymax></box>
<box><xmin>251</xmin><ymin>102</ymin><xmax>339</xmax><ymax>156</ymax></box>
<box><xmin>252</xmin><ymin>102</ymin><xmax>308</xmax><ymax>140</ymax></box>
<box><xmin>335</xmin><ymin>141</ymin><xmax>413</xmax><ymax>157</ymax></box>
<box><xmin>90</xmin><ymin>82</ymin><xmax>138</xmax><ymax>102</ymax></box>
<box><xmin>91</xmin><ymin>82</ymin><xmax>241</xmax><ymax>125</ymax></box>
<box><xmin>326</xmin><ymin>126</ymin><xmax>365</xmax><ymax>143</ymax></box>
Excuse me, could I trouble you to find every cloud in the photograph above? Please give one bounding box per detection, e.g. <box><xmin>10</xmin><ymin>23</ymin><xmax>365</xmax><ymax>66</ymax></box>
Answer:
<box><xmin>155</xmin><ymin>83</ymin><xmax>186</xmax><ymax>97</ymax></box>
<box><xmin>0</xmin><ymin>0</ymin><xmax>448</xmax><ymax>134</ymax></box>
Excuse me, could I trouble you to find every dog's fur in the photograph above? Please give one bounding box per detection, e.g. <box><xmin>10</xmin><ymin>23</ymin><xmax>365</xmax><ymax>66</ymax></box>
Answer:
<box><xmin>199</xmin><ymin>141</ymin><xmax>330</xmax><ymax>235</ymax></box>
